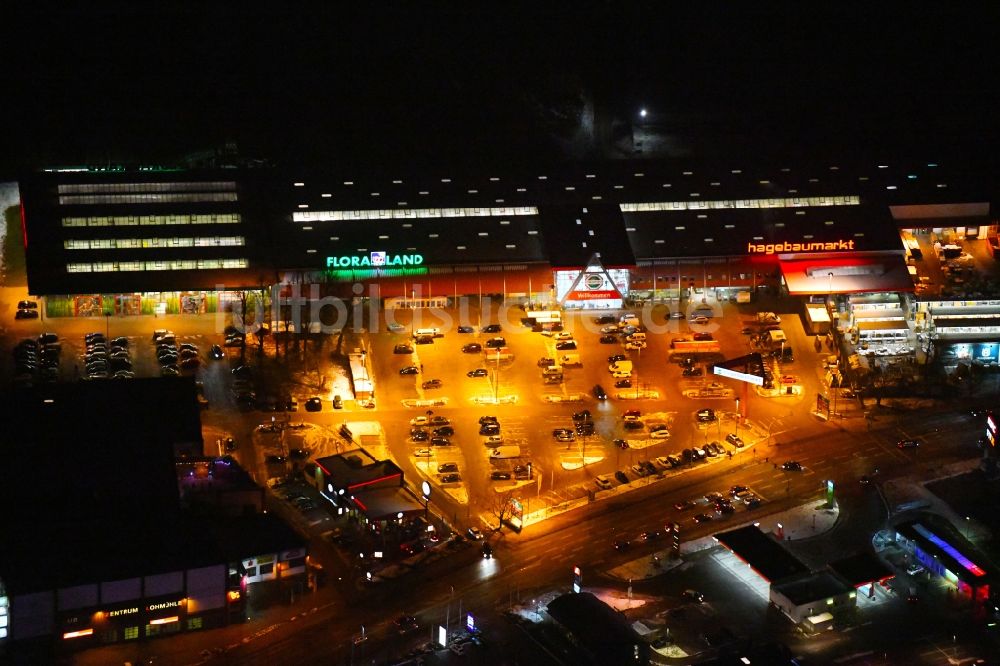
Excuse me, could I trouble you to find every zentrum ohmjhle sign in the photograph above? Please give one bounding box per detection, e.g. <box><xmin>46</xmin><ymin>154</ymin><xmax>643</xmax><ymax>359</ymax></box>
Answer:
<box><xmin>747</xmin><ymin>239</ymin><xmax>856</xmax><ymax>255</ymax></box>
<box><xmin>326</xmin><ymin>252</ymin><xmax>424</xmax><ymax>268</ymax></box>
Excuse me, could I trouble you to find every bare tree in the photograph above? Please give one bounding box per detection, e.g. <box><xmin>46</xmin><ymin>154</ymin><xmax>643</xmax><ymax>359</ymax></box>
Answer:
<box><xmin>487</xmin><ymin>489</ymin><xmax>519</xmax><ymax>531</ymax></box>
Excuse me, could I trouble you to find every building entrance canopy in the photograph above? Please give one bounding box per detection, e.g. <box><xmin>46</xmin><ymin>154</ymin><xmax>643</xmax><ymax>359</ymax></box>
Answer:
<box><xmin>779</xmin><ymin>254</ymin><xmax>914</xmax><ymax>295</ymax></box>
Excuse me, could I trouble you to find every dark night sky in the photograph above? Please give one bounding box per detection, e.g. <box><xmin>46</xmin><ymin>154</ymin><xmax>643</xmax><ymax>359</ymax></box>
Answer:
<box><xmin>3</xmin><ymin>4</ymin><xmax>999</xmax><ymax>175</ymax></box>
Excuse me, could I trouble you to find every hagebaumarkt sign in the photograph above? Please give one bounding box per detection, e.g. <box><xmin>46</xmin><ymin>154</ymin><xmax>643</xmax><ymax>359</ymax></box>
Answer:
<box><xmin>747</xmin><ymin>239</ymin><xmax>856</xmax><ymax>255</ymax></box>
<box><xmin>326</xmin><ymin>252</ymin><xmax>424</xmax><ymax>268</ymax></box>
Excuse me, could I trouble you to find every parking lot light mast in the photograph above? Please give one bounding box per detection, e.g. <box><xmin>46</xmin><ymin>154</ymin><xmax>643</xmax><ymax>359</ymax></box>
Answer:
<box><xmin>734</xmin><ymin>397</ymin><xmax>740</xmax><ymax>438</ymax></box>
<box><xmin>493</xmin><ymin>347</ymin><xmax>500</xmax><ymax>403</ymax></box>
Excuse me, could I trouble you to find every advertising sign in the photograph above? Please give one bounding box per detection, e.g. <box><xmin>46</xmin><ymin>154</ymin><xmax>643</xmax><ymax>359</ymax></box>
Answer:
<box><xmin>326</xmin><ymin>252</ymin><xmax>424</xmax><ymax>268</ymax></box>
<box><xmin>556</xmin><ymin>268</ymin><xmax>629</xmax><ymax>302</ymax></box>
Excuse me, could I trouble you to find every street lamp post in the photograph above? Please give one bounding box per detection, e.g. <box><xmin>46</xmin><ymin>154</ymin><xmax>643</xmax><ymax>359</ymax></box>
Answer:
<box><xmin>734</xmin><ymin>397</ymin><xmax>740</xmax><ymax>438</ymax></box>
<box><xmin>493</xmin><ymin>347</ymin><xmax>501</xmax><ymax>403</ymax></box>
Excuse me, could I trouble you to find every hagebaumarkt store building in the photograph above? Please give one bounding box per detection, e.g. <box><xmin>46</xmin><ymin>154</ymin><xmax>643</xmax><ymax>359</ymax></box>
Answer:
<box><xmin>18</xmin><ymin>160</ymin><xmax>971</xmax><ymax>315</ymax></box>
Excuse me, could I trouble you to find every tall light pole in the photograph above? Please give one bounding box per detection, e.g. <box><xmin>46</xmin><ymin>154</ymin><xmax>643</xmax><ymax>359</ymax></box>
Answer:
<box><xmin>734</xmin><ymin>397</ymin><xmax>740</xmax><ymax>438</ymax></box>
<box><xmin>493</xmin><ymin>347</ymin><xmax>501</xmax><ymax>403</ymax></box>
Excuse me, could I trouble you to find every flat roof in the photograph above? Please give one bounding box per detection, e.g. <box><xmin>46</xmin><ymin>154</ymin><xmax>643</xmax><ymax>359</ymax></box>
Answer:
<box><xmin>779</xmin><ymin>254</ymin><xmax>914</xmax><ymax>295</ymax></box>
<box><xmin>828</xmin><ymin>551</ymin><xmax>894</xmax><ymax>587</ymax></box>
<box><xmin>0</xmin><ymin>379</ymin><xmax>218</xmax><ymax>595</ymax></box>
<box><xmin>351</xmin><ymin>487</ymin><xmax>425</xmax><ymax>521</ymax></box>
<box><xmin>314</xmin><ymin>453</ymin><xmax>403</xmax><ymax>491</ymax></box>
<box><xmin>895</xmin><ymin>519</ymin><xmax>993</xmax><ymax>584</ymax></box>
<box><xmin>546</xmin><ymin>592</ymin><xmax>649</xmax><ymax>665</ymax></box>
<box><xmin>771</xmin><ymin>571</ymin><xmax>853</xmax><ymax>606</ymax></box>
<box><xmin>713</xmin><ymin>525</ymin><xmax>810</xmax><ymax>583</ymax></box>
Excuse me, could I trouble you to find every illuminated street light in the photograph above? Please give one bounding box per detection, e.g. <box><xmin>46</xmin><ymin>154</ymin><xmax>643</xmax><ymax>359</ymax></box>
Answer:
<box><xmin>639</xmin><ymin>108</ymin><xmax>648</xmax><ymax>118</ymax></box>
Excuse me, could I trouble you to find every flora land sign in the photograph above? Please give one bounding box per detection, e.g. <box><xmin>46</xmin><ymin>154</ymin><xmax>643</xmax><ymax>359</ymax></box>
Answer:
<box><xmin>326</xmin><ymin>252</ymin><xmax>424</xmax><ymax>268</ymax></box>
<box><xmin>747</xmin><ymin>239</ymin><xmax>856</xmax><ymax>255</ymax></box>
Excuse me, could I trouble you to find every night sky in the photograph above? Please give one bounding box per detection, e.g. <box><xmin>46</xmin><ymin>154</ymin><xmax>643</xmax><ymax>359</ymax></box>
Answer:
<box><xmin>3</xmin><ymin>5</ymin><xmax>999</xmax><ymax>176</ymax></box>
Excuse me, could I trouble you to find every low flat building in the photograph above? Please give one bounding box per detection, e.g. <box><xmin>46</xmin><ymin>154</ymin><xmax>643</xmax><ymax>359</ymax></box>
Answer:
<box><xmin>769</xmin><ymin>571</ymin><xmax>855</xmax><ymax>625</ymax></box>
<box><xmin>545</xmin><ymin>592</ymin><xmax>650</xmax><ymax>666</ymax></box>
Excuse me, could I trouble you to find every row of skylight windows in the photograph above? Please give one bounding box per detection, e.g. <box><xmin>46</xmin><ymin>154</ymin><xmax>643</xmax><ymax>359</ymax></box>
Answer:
<box><xmin>619</xmin><ymin>196</ymin><xmax>860</xmax><ymax>212</ymax></box>
<box><xmin>59</xmin><ymin>193</ymin><xmax>239</xmax><ymax>205</ymax></box>
<box><xmin>294</xmin><ymin>164</ymin><xmax>937</xmax><ymax>193</ymax></box>
<box><xmin>292</xmin><ymin>206</ymin><xmax>538</xmax><ymax>222</ymax></box>
<box><xmin>62</xmin><ymin>214</ymin><xmax>242</xmax><ymax>227</ymax></box>
<box><xmin>58</xmin><ymin>182</ymin><xmax>237</xmax><ymax>194</ymax></box>
<box><xmin>326</xmin><ymin>231</ymin><xmax>539</xmax><ymax>243</ymax></box>
<box><xmin>63</xmin><ymin>237</ymin><xmax>246</xmax><ymax>250</ymax></box>
<box><xmin>66</xmin><ymin>258</ymin><xmax>248</xmax><ymax>273</ymax></box>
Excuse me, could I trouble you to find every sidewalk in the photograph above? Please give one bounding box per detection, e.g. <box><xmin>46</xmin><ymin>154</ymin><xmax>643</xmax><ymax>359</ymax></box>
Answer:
<box><xmin>607</xmin><ymin>498</ymin><xmax>841</xmax><ymax>582</ymax></box>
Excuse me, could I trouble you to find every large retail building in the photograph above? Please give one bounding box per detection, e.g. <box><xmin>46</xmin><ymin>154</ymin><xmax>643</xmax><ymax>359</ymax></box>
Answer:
<box><xmin>17</xmin><ymin>159</ymin><xmax>996</xmax><ymax>316</ymax></box>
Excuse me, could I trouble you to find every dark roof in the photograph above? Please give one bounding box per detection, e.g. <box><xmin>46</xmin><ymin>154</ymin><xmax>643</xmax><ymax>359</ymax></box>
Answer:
<box><xmin>770</xmin><ymin>571</ymin><xmax>853</xmax><ymax>606</ymax></box>
<box><xmin>0</xmin><ymin>514</ymin><xmax>225</xmax><ymax>596</ymax></box>
<box><xmin>206</xmin><ymin>513</ymin><xmax>308</xmax><ymax>563</ymax></box>
<box><xmin>713</xmin><ymin>525</ymin><xmax>810</xmax><ymax>583</ymax></box>
<box><xmin>314</xmin><ymin>454</ymin><xmax>403</xmax><ymax>491</ymax></box>
<box><xmin>0</xmin><ymin>379</ymin><xmax>211</xmax><ymax>595</ymax></box>
<box><xmin>0</xmin><ymin>378</ymin><xmax>201</xmax><ymax>526</ymax></box>
<box><xmin>545</xmin><ymin>592</ymin><xmax>650</xmax><ymax>666</ymax></box>
<box><xmin>536</xmin><ymin>203</ymin><xmax>634</xmax><ymax>268</ymax></box>
<box><xmin>895</xmin><ymin>519</ymin><xmax>994</xmax><ymax>584</ymax></box>
<box><xmin>828</xmin><ymin>551</ymin><xmax>894</xmax><ymax>586</ymax></box>
<box><xmin>623</xmin><ymin>204</ymin><xmax>901</xmax><ymax>260</ymax></box>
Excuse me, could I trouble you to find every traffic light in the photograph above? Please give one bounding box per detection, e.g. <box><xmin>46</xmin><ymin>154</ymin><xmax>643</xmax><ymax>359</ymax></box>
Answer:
<box><xmin>668</xmin><ymin>522</ymin><xmax>681</xmax><ymax>559</ymax></box>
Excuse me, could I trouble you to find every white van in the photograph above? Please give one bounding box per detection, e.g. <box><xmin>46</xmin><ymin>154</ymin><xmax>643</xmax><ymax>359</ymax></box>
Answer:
<box><xmin>483</xmin><ymin>434</ymin><xmax>504</xmax><ymax>446</ymax></box>
<box><xmin>626</xmin><ymin>332</ymin><xmax>647</xmax><ymax>342</ymax></box>
<box><xmin>490</xmin><ymin>445</ymin><xmax>521</xmax><ymax>459</ymax></box>
<box><xmin>620</xmin><ymin>313</ymin><xmax>639</xmax><ymax>325</ymax></box>
<box><xmin>413</xmin><ymin>327</ymin><xmax>441</xmax><ymax>338</ymax></box>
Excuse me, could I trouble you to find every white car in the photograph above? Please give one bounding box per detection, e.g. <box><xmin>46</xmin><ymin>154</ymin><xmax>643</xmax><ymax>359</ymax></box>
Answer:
<box><xmin>624</xmin><ymin>341</ymin><xmax>647</xmax><ymax>350</ymax></box>
<box><xmin>650</xmin><ymin>429</ymin><xmax>671</xmax><ymax>440</ymax></box>
<box><xmin>612</xmin><ymin>370</ymin><xmax>632</xmax><ymax>379</ymax></box>
<box><xmin>595</xmin><ymin>474</ymin><xmax>613</xmax><ymax>490</ymax></box>
<box><xmin>555</xmin><ymin>332</ymin><xmax>574</xmax><ymax>341</ymax></box>
<box><xmin>653</xmin><ymin>456</ymin><xmax>671</xmax><ymax>469</ymax></box>
<box><xmin>689</xmin><ymin>316</ymin><xmax>709</xmax><ymax>326</ymax></box>
<box><xmin>414</xmin><ymin>448</ymin><xmax>433</xmax><ymax>457</ymax></box>
<box><xmin>410</xmin><ymin>416</ymin><xmax>429</xmax><ymax>426</ymax></box>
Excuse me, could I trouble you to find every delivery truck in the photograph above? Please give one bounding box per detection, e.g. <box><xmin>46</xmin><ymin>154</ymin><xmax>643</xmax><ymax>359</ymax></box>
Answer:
<box><xmin>559</xmin><ymin>353</ymin><xmax>582</xmax><ymax>366</ymax></box>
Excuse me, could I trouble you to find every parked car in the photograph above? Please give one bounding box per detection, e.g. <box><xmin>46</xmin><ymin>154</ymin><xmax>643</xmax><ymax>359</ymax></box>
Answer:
<box><xmin>491</xmin><ymin>471</ymin><xmax>512</xmax><ymax>481</ymax></box>
<box><xmin>305</xmin><ymin>397</ymin><xmax>322</xmax><ymax>412</ymax></box>
<box><xmin>555</xmin><ymin>340</ymin><xmax>577</xmax><ymax>350</ymax></box>
<box><xmin>593</xmin><ymin>384</ymin><xmax>608</xmax><ymax>400</ymax></box>
<box><xmin>897</xmin><ymin>439</ymin><xmax>920</xmax><ymax>449</ymax></box>
<box><xmin>482</xmin><ymin>324</ymin><xmax>502</xmax><ymax>333</ymax></box>
<box><xmin>572</xmin><ymin>410</ymin><xmax>592</xmax><ymax>422</ymax></box>
<box><xmin>726</xmin><ymin>433</ymin><xmax>745</xmax><ymax>448</ymax></box>
<box><xmin>462</xmin><ymin>343</ymin><xmax>482</xmax><ymax>353</ymax></box>
<box><xmin>440</xmin><ymin>473</ymin><xmax>461</xmax><ymax>484</ymax></box>
<box><xmin>696</xmin><ymin>408</ymin><xmax>716</xmax><ymax>422</ymax></box>
<box><xmin>399</xmin><ymin>366</ymin><xmax>419</xmax><ymax>375</ymax></box>
<box><xmin>782</xmin><ymin>460</ymin><xmax>803</xmax><ymax>471</ymax></box>
<box><xmin>615</xmin><ymin>470</ymin><xmax>630</xmax><ymax>484</ymax></box>
<box><xmin>394</xmin><ymin>344</ymin><xmax>414</xmax><ymax>354</ymax></box>
<box><xmin>599</xmin><ymin>334</ymin><xmax>618</xmax><ymax>344</ymax></box>
<box><xmin>467</xmin><ymin>368</ymin><xmax>488</xmax><ymax>377</ymax></box>
<box><xmin>595</xmin><ymin>474</ymin><xmax>613</xmax><ymax>489</ymax></box>
<box><xmin>437</xmin><ymin>462</ymin><xmax>458</xmax><ymax>473</ymax></box>
<box><xmin>433</xmin><ymin>425</ymin><xmax>454</xmax><ymax>437</ymax></box>
<box><xmin>682</xmin><ymin>590</ymin><xmax>705</xmax><ymax>603</ymax></box>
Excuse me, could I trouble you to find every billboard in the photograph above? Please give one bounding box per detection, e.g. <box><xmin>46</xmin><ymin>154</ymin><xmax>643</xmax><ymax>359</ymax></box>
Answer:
<box><xmin>556</xmin><ymin>268</ymin><xmax>629</xmax><ymax>302</ymax></box>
